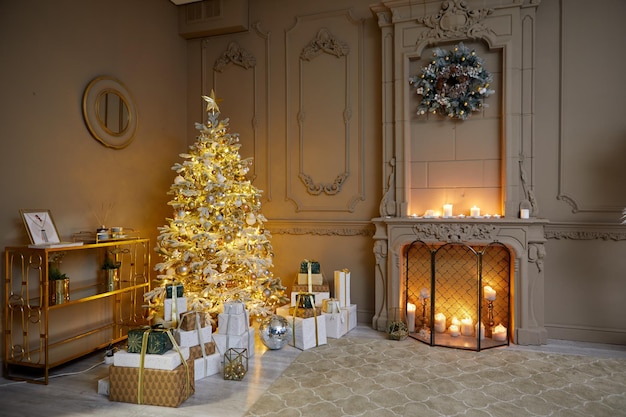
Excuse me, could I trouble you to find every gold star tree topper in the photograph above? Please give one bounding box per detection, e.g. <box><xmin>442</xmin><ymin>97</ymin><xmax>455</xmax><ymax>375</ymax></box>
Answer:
<box><xmin>202</xmin><ymin>90</ymin><xmax>222</xmax><ymax>113</ymax></box>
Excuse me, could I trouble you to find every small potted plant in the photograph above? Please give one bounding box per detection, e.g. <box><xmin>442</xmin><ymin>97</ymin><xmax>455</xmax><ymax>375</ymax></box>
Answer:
<box><xmin>102</xmin><ymin>252</ymin><xmax>121</xmax><ymax>292</ymax></box>
<box><xmin>49</xmin><ymin>264</ymin><xmax>69</xmax><ymax>305</ymax></box>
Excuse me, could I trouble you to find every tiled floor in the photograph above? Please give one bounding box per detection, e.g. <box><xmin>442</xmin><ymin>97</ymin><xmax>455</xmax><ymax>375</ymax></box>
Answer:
<box><xmin>0</xmin><ymin>325</ymin><xmax>624</xmax><ymax>417</ymax></box>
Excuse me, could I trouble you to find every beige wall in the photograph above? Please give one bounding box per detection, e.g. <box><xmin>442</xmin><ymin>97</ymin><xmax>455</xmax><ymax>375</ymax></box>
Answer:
<box><xmin>1</xmin><ymin>0</ymin><xmax>625</xmax><ymax>345</ymax></box>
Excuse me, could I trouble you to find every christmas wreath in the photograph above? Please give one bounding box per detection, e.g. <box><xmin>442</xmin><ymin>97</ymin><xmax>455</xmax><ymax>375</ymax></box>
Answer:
<box><xmin>409</xmin><ymin>43</ymin><xmax>494</xmax><ymax>120</ymax></box>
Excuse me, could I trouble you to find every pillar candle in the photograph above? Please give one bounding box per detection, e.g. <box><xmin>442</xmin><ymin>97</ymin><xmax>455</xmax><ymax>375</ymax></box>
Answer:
<box><xmin>407</xmin><ymin>303</ymin><xmax>416</xmax><ymax>333</ymax></box>
<box><xmin>470</xmin><ymin>206</ymin><xmax>480</xmax><ymax>217</ymax></box>
<box><xmin>443</xmin><ymin>204</ymin><xmax>453</xmax><ymax>218</ymax></box>
<box><xmin>484</xmin><ymin>285</ymin><xmax>496</xmax><ymax>301</ymax></box>
<box><xmin>493</xmin><ymin>324</ymin><xmax>507</xmax><ymax>341</ymax></box>
<box><xmin>520</xmin><ymin>209</ymin><xmax>530</xmax><ymax>219</ymax></box>
<box><xmin>434</xmin><ymin>313</ymin><xmax>446</xmax><ymax>333</ymax></box>
<box><xmin>475</xmin><ymin>322</ymin><xmax>485</xmax><ymax>340</ymax></box>
<box><xmin>460</xmin><ymin>317</ymin><xmax>473</xmax><ymax>336</ymax></box>
<box><xmin>420</xmin><ymin>288</ymin><xmax>430</xmax><ymax>300</ymax></box>
<box><xmin>449</xmin><ymin>324</ymin><xmax>460</xmax><ymax>337</ymax></box>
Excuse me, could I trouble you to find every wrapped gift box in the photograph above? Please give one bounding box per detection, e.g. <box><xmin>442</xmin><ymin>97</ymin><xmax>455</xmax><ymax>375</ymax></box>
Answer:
<box><xmin>164</xmin><ymin>297</ymin><xmax>188</xmax><ymax>321</ymax></box>
<box><xmin>277</xmin><ymin>310</ymin><xmax>327</xmax><ymax>350</ymax></box>
<box><xmin>290</xmin><ymin>290</ymin><xmax>329</xmax><ymax>307</ymax></box>
<box><xmin>98</xmin><ymin>376</ymin><xmax>110</xmax><ymax>396</ymax></box>
<box><xmin>277</xmin><ymin>304</ymin><xmax>321</xmax><ymax>319</ymax></box>
<box><xmin>175</xmin><ymin>324</ymin><xmax>212</xmax><ymax>348</ymax></box>
<box><xmin>212</xmin><ymin>327</ymin><xmax>255</xmax><ymax>358</ymax></box>
<box><xmin>323</xmin><ymin>304</ymin><xmax>357</xmax><ymax>339</ymax></box>
<box><xmin>223</xmin><ymin>301</ymin><xmax>245</xmax><ymax>314</ymax></box>
<box><xmin>218</xmin><ymin>310</ymin><xmax>249</xmax><ymax>335</ymax></box>
<box><xmin>165</xmin><ymin>283</ymin><xmax>184</xmax><ymax>298</ymax></box>
<box><xmin>109</xmin><ymin>359</ymin><xmax>194</xmax><ymax>407</ymax></box>
<box><xmin>178</xmin><ymin>310</ymin><xmax>211</xmax><ymax>331</ymax></box>
<box><xmin>334</xmin><ymin>270</ymin><xmax>351</xmax><ymax>307</ymax></box>
<box><xmin>296</xmin><ymin>273</ymin><xmax>324</xmax><ymax>286</ymax></box>
<box><xmin>113</xmin><ymin>347</ymin><xmax>190</xmax><ymax>370</ymax></box>
<box><xmin>127</xmin><ymin>327</ymin><xmax>174</xmax><ymax>355</ymax></box>
<box><xmin>189</xmin><ymin>342</ymin><xmax>216</xmax><ymax>360</ymax></box>
<box><xmin>194</xmin><ymin>352</ymin><xmax>221</xmax><ymax>380</ymax></box>
<box><xmin>300</xmin><ymin>260</ymin><xmax>320</xmax><ymax>274</ymax></box>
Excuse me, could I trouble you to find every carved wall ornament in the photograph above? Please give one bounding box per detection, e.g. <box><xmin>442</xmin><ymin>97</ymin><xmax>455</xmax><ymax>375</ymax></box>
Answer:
<box><xmin>412</xmin><ymin>222</ymin><xmax>497</xmax><ymax>242</ymax></box>
<box><xmin>416</xmin><ymin>0</ymin><xmax>495</xmax><ymax>44</ymax></box>
<box><xmin>300</xmin><ymin>28</ymin><xmax>350</xmax><ymax>61</ymax></box>
<box><xmin>214</xmin><ymin>42</ymin><xmax>256</xmax><ymax>72</ymax></box>
<box><xmin>299</xmin><ymin>171</ymin><xmax>348</xmax><ymax>196</ymax></box>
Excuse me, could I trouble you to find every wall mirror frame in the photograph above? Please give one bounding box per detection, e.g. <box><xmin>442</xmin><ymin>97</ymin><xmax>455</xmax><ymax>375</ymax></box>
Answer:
<box><xmin>82</xmin><ymin>76</ymin><xmax>137</xmax><ymax>149</ymax></box>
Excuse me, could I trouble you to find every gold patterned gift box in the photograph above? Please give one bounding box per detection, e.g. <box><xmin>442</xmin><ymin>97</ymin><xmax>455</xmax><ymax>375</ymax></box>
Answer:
<box><xmin>189</xmin><ymin>342</ymin><xmax>216</xmax><ymax>360</ymax></box>
<box><xmin>109</xmin><ymin>358</ymin><xmax>194</xmax><ymax>407</ymax></box>
<box><xmin>178</xmin><ymin>310</ymin><xmax>211</xmax><ymax>331</ymax></box>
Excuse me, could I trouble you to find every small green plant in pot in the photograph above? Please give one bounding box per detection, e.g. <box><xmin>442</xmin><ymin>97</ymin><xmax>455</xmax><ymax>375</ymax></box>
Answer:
<box><xmin>102</xmin><ymin>254</ymin><xmax>121</xmax><ymax>292</ymax></box>
<box><xmin>48</xmin><ymin>265</ymin><xmax>69</xmax><ymax>305</ymax></box>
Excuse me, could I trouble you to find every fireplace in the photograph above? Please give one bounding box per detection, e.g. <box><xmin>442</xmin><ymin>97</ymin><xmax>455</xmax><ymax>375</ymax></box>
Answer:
<box><xmin>406</xmin><ymin>240</ymin><xmax>511</xmax><ymax>350</ymax></box>
<box><xmin>370</xmin><ymin>1</ymin><xmax>546</xmax><ymax>345</ymax></box>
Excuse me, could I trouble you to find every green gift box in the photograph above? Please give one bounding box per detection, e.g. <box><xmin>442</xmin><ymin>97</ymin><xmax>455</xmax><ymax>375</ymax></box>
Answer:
<box><xmin>166</xmin><ymin>284</ymin><xmax>184</xmax><ymax>299</ymax></box>
<box><xmin>127</xmin><ymin>327</ymin><xmax>174</xmax><ymax>355</ymax></box>
<box><xmin>299</xmin><ymin>260</ymin><xmax>320</xmax><ymax>274</ymax></box>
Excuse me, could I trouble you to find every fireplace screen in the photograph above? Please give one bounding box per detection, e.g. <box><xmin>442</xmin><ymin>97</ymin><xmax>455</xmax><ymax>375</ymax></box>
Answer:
<box><xmin>405</xmin><ymin>241</ymin><xmax>511</xmax><ymax>351</ymax></box>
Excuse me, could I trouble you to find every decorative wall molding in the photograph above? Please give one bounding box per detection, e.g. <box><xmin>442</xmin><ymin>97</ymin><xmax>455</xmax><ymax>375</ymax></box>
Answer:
<box><xmin>267</xmin><ymin>220</ymin><xmax>374</xmax><ymax>236</ymax></box>
<box><xmin>300</xmin><ymin>28</ymin><xmax>350</xmax><ymax>60</ymax></box>
<box><xmin>285</xmin><ymin>10</ymin><xmax>366</xmax><ymax>212</ymax></box>
<box><xmin>411</xmin><ymin>222</ymin><xmax>497</xmax><ymax>243</ymax></box>
<box><xmin>545</xmin><ymin>223</ymin><xmax>626</xmax><ymax>241</ymax></box>
<box><xmin>213</xmin><ymin>42</ymin><xmax>256</xmax><ymax>71</ymax></box>
<box><xmin>416</xmin><ymin>0</ymin><xmax>495</xmax><ymax>44</ymax></box>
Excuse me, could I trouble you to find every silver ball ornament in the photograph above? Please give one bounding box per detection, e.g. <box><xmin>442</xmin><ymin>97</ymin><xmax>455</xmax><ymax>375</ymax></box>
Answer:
<box><xmin>258</xmin><ymin>314</ymin><xmax>292</xmax><ymax>350</ymax></box>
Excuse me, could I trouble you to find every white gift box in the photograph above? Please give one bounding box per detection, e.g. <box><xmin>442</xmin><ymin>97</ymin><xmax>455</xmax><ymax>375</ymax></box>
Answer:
<box><xmin>223</xmin><ymin>301</ymin><xmax>245</xmax><ymax>314</ymax></box>
<box><xmin>277</xmin><ymin>312</ymin><xmax>327</xmax><ymax>350</ymax></box>
<box><xmin>113</xmin><ymin>346</ymin><xmax>190</xmax><ymax>370</ymax></box>
<box><xmin>323</xmin><ymin>304</ymin><xmax>357</xmax><ymax>338</ymax></box>
<box><xmin>194</xmin><ymin>352</ymin><xmax>221</xmax><ymax>380</ymax></box>
<box><xmin>334</xmin><ymin>270</ymin><xmax>351</xmax><ymax>307</ymax></box>
<box><xmin>290</xmin><ymin>291</ymin><xmax>330</xmax><ymax>308</ymax></box>
<box><xmin>164</xmin><ymin>296</ymin><xmax>188</xmax><ymax>321</ymax></box>
<box><xmin>212</xmin><ymin>327</ymin><xmax>255</xmax><ymax>358</ymax></box>
<box><xmin>175</xmin><ymin>324</ymin><xmax>212</xmax><ymax>348</ymax></box>
<box><xmin>297</xmin><ymin>273</ymin><xmax>324</xmax><ymax>286</ymax></box>
<box><xmin>218</xmin><ymin>310</ymin><xmax>250</xmax><ymax>335</ymax></box>
<box><xmin>97</xmin><ymin>376</ymin><xmax>109</xmax><ymax>396</ymax></box>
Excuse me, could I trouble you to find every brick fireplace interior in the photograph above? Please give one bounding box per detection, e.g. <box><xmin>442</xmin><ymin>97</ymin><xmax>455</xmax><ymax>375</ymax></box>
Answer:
<box><xmin>370</xmin><ymin>0</ymin><xmax>548</xmax><ymax>345</ymax></box>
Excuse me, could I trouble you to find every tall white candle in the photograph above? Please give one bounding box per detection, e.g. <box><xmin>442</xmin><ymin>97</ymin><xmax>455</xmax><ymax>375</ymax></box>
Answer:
<box><xmin>307</xmin><ymin>261</ymin><xmax>312</xmax><ymax>293</ymax></box>
<box><xmin>407</xmin><ymin>303</ymin><xmax>416</xmax><ymax>333</ymax></box>
<box><xmin>470</xmin><ymin>206</ymin><xmax>480</xmax><ymax>217</ymax></box>
<box><xmin>443</xmin><ymin>204</ymin><xmax>453</xmax><ymax>218</ymax></box>
<box><xmin>460</xmin><ymin>317</ymin><xmax>473</xmax><ymax>336</ymax></box>
<box><xmin>434</xmin><ymin>313</ymin><xmax>446</xmax><ymax>333</ymax></box>
<box><xmin>484</xmin><ymin>285</ymin><xmax>496</xmax><ymax>301</ymax></box>
<box><xmin>475</xmin><ymin>322</ymin><xmax>485</xmax><ymax>340</ymax></box>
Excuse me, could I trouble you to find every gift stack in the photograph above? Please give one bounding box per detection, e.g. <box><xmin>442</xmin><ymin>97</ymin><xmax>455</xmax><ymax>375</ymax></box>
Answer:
<box><xmin>176</xmin><ymin>310</ymin><xmax>221</xmax><ymax>381</ymax></box>
<box><xmin>323</xmin><ymin>269</ymin><xmax>357</xmax><ymax>338</ymax></box>
<box><xmin>277</xmin><ymin>292</ymin><xmax>327</xmax><ymax>351</ymax></box>
<box><xmin>108</xmin><ymin>326</ymin><xmax>195</xmax><ymax>407</ymax></box>
<box><xmin>212</xmin><ymin>301</ymin><xmax>255</xmax><ymax>361</ymax></box>
<box><xmin>289</xmin><ymin>260</ymin><xmax>330</xmax><ymax>308</ymax></box>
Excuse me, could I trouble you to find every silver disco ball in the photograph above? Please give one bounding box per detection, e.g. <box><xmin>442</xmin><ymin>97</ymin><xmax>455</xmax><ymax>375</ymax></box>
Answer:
<box><xmin>259</xmin><ymin>314</ymin><xmax>292</xmax><ymax>350</ymax></box>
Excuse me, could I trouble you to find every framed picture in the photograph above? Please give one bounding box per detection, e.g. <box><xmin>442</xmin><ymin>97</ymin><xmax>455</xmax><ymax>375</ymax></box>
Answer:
<box><xmin>20</xmin><ymin>209</ymin><xmax>62</xmax><ymax>245</ymax></box>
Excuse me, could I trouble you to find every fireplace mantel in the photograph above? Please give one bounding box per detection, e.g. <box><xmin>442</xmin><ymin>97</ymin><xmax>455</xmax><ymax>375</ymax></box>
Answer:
<box><xmin>372</xmin><ymin>217</ymin><xmax>548</xmax><ymax>345</ymax></box>
<box><xmin>370</xmin><ymin>0</ymin><xmax>545</xmax><ymax>345</ymax></box>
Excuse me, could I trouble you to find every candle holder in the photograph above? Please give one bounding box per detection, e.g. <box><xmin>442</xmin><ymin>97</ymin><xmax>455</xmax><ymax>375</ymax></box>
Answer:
<box><xmin>421</xmin><ymin>297</ymin><xmax>429</xmax><ymax>331</ymax></box>
<box><xmin>486</xmin><ymin>299</ymin><xmax>495</xmax><ymax>336</ymax></box>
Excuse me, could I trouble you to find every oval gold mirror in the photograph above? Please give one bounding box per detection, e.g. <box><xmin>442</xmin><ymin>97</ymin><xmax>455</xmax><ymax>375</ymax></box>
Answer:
<box><xmin>82</xmin><ymin>76</ymin><xmax>137</xmax><ymax>149</ymax></box>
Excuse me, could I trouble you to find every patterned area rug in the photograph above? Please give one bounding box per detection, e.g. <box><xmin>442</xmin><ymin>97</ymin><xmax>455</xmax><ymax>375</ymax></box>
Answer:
<box><xmin>245</xmin><ymin>337</ymin><xmax>626</xmax><ymax>417</ymax></box>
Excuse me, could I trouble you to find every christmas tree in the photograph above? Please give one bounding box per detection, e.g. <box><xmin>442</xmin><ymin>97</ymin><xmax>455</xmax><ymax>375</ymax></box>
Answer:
<box><xmin>153</xmin><ymin>91</ymin><xmax>287</xmax><ymax>319</ymax></box>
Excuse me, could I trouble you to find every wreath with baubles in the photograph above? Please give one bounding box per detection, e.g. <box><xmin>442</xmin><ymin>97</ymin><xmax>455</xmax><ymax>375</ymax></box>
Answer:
<box><xmin>409</xmin><ymin>43</ymin><xmax>494</xmax><ymax>120</ymax></box>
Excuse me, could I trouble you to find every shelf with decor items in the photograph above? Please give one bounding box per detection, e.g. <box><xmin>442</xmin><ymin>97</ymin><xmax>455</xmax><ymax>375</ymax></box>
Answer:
<box><xmin>3</xmin><ymin>238</ymin><xmax>151</xmax><ymax>384</ymax></box>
